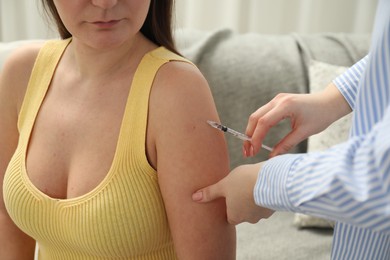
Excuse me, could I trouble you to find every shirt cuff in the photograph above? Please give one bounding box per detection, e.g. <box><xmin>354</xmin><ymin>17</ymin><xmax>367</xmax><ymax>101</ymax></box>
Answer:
<box><xmin>254</xmin><ymin>153</ymin><xmax>303</xmax><ymax>211</ymax></box>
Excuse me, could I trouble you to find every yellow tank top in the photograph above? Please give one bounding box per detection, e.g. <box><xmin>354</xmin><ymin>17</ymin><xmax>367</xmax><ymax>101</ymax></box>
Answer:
<box><xmin>3</xmin><ymin>39</ymin><xmax>189</xmax><ymax>259</ymax></box>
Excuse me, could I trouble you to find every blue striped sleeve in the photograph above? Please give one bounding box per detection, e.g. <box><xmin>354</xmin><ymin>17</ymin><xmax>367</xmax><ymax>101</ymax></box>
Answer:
<box><xmin>333</xmin><ymin>55</ymin><xmax>369</xmax><ymax>111</ymax></box>
<box><xmin>254</xmin><ymin>104</ymin><xmax>390</xmax><ymax>234</ymax></box>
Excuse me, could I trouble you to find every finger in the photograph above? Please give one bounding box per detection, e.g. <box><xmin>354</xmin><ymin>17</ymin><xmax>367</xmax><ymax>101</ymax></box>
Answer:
<box><xmin>244</xmin><ymin>104</ymin><xmax>274</xmax><ymax>156</ymax></box>
<box><xmin>247</xmin><ymin>215</ymin><xmax>262</xmax><ymax>224</ymax></box>
<box><xmin>270</xmin><ymin>128</ymin><xmax>307</xmax><ymax>157</ymax></box>
<box><xmin>250</xmin><ymin>105</ymin><xmax>292</xmax><ymax>155</ymax></box>
<box><xmin>227</xmin><ymin>217</ymin><xmax>241</xmax><ymax>226</ymax></box>
<box><xmin>245</xmin><ymin>105</ymin><xmax>271</xmax><ymax>136</ymax></box>
<box><xmin>245</xmin><ymin>101</ymin><xmax>277</xmax><ymax>137</ymax></box>
<box><xmin>245</xmin><ymin>93</ymin><xmax>290</xmax><ymax>137</ymax></box>
<box><xmin>192</xmin><ymin>182</ymin><xmax>225</xmax><ymax>203</ymax></box>
<box><xmin>242</xmin><ymin>141</ymin><xmax>252</xmax><ymax>158</ymax></box>
<box><xmin>242</xmin><ymin>141</ymin><xmax>254</xmax><ymax>157</ymax></box>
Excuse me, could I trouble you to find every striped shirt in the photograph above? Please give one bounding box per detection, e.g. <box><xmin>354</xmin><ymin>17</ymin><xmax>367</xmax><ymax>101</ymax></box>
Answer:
<box><xmin>254</xmin><ymin>0</ymin><xmax>390</xmax><ymax>259</ymax></box>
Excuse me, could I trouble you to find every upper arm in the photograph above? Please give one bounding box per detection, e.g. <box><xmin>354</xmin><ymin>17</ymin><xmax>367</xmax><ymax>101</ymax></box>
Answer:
<box><xmin>149</xmin><ymin>62</ymin><xmax>236</xmax><ymax>259</ymax></box>
<box><xmin>0</xmin><ymin>44</ymin><xmax>41</xmax><ymax>256</ymax></box>
<box><xmin>0</xmin><ymin>43</ymin><xmax>41</xmax><ymax>195</ymax></box>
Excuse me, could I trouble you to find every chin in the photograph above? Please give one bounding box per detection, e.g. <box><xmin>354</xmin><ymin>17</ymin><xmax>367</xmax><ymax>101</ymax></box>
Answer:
<box><xmin>79</xmin><ymin>34</ymin><xmax>131</xmax><ymax>50</ymax></box>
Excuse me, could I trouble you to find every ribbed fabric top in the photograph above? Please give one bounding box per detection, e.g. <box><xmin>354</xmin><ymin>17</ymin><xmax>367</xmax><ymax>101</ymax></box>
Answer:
<box><xmin>3</xmin><ymin>39</ymin><xmax>189</xmax><ymax>259</ymax></box>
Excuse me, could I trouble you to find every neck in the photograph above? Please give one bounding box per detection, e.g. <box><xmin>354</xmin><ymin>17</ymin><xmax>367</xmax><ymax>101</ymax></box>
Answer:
<box><xmin>65</xmin><ymin>33</ymin><xmax>155</xmax><ymax>80</ymax></box>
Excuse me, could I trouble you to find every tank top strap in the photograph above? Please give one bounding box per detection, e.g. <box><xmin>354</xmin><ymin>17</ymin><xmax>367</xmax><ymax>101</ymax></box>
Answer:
<box><xmin>117</xmin><ymin>47</ymin><xmax>194</xmax><ymax>162</ymax></box>
<box><xmin>149</xmin><ymin>47</ymin><xmax>193</xmax><ymax>64</ymax></box>
<box><xmin>18</xmin><ymin>39</ymin><xmax>71</xmax><ymax>137</ymax></box>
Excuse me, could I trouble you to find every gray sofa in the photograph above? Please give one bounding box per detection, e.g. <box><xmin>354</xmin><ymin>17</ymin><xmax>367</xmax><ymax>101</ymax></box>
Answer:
<box><xmin>1</xmin><ymin>30</ymin><xmax>370</xmax><ymax>259</ymax></box>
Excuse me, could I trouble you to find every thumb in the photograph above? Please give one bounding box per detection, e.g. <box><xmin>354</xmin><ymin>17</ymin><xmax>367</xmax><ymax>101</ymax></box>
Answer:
<box><xmin>192</xmin><ymin>182</ymin><xmax>224</xmax><ymax>203</ymax></box>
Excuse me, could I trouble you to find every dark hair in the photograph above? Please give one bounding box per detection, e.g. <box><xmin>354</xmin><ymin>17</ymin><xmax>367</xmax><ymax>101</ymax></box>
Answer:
<box><xmin>40</xmin><ymin>0</ymin><xmax>179</xmax><ymax>54</ymax></box>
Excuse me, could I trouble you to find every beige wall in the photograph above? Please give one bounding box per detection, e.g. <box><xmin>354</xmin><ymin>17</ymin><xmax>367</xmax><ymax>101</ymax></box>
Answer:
<box><xmin>0</xmin><ymin>1</ymin><xmax>378</xmax><ymax>41</ymax></box>
<box><xmin>176</xmin><ymin>0</ymin><xmax>377</xmax><ymax>34</ymax></box>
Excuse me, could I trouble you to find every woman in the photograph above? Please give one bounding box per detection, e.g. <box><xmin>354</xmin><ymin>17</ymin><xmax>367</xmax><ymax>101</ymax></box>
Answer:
<box><xmin>0</xmin><ymin>0</ymin><xmax>236</xmax><ymax>259</ymax></box>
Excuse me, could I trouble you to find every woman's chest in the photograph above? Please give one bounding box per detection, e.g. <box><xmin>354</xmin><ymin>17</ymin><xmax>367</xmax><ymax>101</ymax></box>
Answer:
<box><xmin>4</xmin><ymin>146</ymin><xmax>172</xmax><ymax>257</ymax></box>
<box><xmin>25</xmin><ymin>79</ymin><xmax>130</xmax><ymax>199</ymax></box>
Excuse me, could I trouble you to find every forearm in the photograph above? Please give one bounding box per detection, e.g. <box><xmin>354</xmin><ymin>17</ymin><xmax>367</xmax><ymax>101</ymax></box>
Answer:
<box><xmin>0</xmin><ymin>213</ymin><xmax>35</xmax><ymax>259</ymax></box>
<box><xmin>319</xmin><ymin>82</ymin><xmax>352</xmax><ymax>124</ymax></box>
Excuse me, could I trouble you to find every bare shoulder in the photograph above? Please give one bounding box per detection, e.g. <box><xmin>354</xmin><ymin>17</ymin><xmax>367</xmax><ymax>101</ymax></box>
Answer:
<box><xmin>0</xmin><ymin>42</ymin><xmax>44</xmax><ymax>108</ymax></box>
<box><xmin>147</xmin><ymin>60</ymin><xmax>218</xmax><ymax>167</ymax></box>
<box><xmin>148</xmin><ymin>58</ymin><xmax>224</xmax><ymax>165</ymax></box>
<box><xmin>149</xmin><ymin>59</ymin><xmax>217</xmax><ymax>138</ymax></box>
<box><xmin>1</xmin><ymin>41</ymin><xmax>44</xmax><ymax>75</ymax></box>
<box><xmin>156</xmin><ymin>60</ymin><xmax>208</xmax><ymax>88</ymax></box>
<box><xmin>149</xmin><ymin>59</ymin><xmax>219</xmax><ymax>141</ymax></box>
<box><xmin>151</xmin><ymin>60</ymin><xmax>213</xmax><ymax>110</ymax></box>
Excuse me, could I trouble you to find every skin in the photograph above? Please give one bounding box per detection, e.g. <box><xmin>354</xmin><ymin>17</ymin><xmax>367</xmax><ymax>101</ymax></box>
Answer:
<box><xmin>244</xmin><ymin>83</ymin><xmax>352</xmax><ymax>157</ymax></box>
<box><xmin>193</xmin><ymin>162</ymin><xmax>274</xmax><ymax>225</ymax></box>
<box><xmin>0</xmin><ymin>0</ymin><xmax>235</xmax><ymax>259</ymax></box>
<box><xmin>0</xmin><ymin>44</ymin><xmax>39</xmax><ymax>260</ymax></box>
<box><xmin>193</xmin><ymin>83</ymin><xmax>352</xmax><ymax>225</ymax></box>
